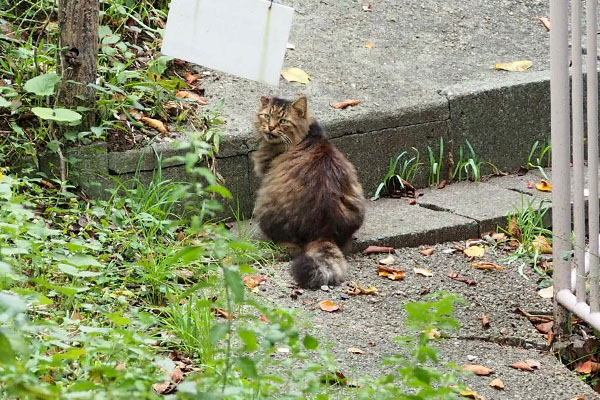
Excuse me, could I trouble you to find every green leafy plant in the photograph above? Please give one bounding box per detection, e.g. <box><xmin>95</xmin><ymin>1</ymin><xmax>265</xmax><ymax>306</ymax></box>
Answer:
<box><xmin>526</xmin><ymin>140</ymin><xmax>552</xmax><ymax>180</ymax></box>
<box><xmin>427</xmin><ymin>137</ymin><xmax>444</xmax><ymax>186</ymax></box>
<box><xmin>372</xmin><ymin>147</ymin><xmax>422</xmax><ymax>200</ymax></box>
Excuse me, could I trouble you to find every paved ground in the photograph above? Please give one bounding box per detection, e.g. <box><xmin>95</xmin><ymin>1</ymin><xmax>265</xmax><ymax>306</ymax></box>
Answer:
<box><xmin>236</xmin><ymin>170</ymin><xmax>600</xmax><ymax>399</ymax></box>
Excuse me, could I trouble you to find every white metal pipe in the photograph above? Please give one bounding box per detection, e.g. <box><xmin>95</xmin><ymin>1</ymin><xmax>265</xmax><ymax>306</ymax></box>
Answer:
<box><xmin>557</xmin><ymin>289</ymin><xmax>600</xmax><ymax>331</ymax></box>
<box><xmin>550</xmin><ymin>0</ymin><xmax>572</xmax><ymax>295</ymax></box>
<box><xmin>587</xmin><ymin>0</ymin><xmax>600</xmax><ymax>313</ymax></box>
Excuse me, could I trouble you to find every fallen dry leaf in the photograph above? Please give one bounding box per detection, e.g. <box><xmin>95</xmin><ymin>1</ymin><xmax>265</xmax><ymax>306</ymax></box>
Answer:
<box><xmin>576</xmin><ymin>360</ymin><xmax>600</xmax><ymax>374</ymax></box>
<box><xmin>378</xmin><ymin>254</ymin><xmax>396</xmax><ymax>265</ymax></box>
<box><xmin>489</xmin><ymin>378</ymin><xmax>505</xmax><ymax>390</ymax></box>
<box><xmin>152</xmin><ymin>381</ymin><xmax>172</xmax><ymax>394</ymax></box>
<box><xmin>539</xmin><ymin>17</ymin><xmax>551</xmax><ymax>31</ymax></box>
<box><xmin>364</xmin><ymin>245</ymin><xmax>394</xmax><ymax>254</ymax></box>
<box><xmin>260</xmin><ymin>314</ymin><xmax>270</xmax><ymax>323</ymax></box>
<box><xmin>460</xmin><ymin>389</ymin><xmax>485</xmax><ymax>399</ymax></box>
<box><xmin>525</xmin><ymin>359</ymin><xmax>541</xmax><ymax>370</ymax></box>
<box><xmin>319</xmin><ymin>300</ymin><xmax>341</xmax><ymax>312</ymax></box>
<box><xmin>211</xmin><ymin>308</ymin><xmax>235</xmax><ymax>319</ymax></box>
<box><xmin>466</xmin><ymin>238</ymin><xmax>485</xmax><ymax>247</ymax></box>
<box><xmin>437</xmin><ymin>180</ymin><xmax>448</xmax><ymax>189</ymax></box>
<box><xmin>243</xmin><ymin>275</ymin><xmax>269</xmax><ymax>292</ymax></box>
<box><xmin>527</xmin><ymin>181</ymin><xmax>534</xmax><ymax>189</ymax></box>
<box><xmin>481</xmin><ymin>314</ymin><xmax>490</xmax><ymax>328</ymax></box>
<box><xmin>532</xmin><ymin>235</ymin><xmax>552</xmax><ymax>254</ymax></box>
<box><xmin>378</xmin><ymin>265</ymin><xmax>406</xmax><ymax>280</ymax></box>
<box><xmin>347</xmin><ymin>281</ymin><xmax>378</xmax><ymax>295</ymax></box>
<box><xmin>413</xmin><ymin>267</ymin><xmax>434</xmax><ymax>277</ymax></box>
<box><xmin>347</xmin><ymin>347</ymin><xmax>366</xmax><ymax>354</ymax></box>
<box><xmin>419</xmin><ymin>248</ymin><xmax>434</xmax><ymax>256</ymax></box>
<box><xmin>491</xmin><ymin>232</ymin><xmax>507</xmax><ymax>242</ymax></box>
<box><xmin>537</xmin><ymin>286</ymin><xmax>554</xmax><ymax>299</ymax></box>
<box><xmin>185</xmin><ymin>72</ymin><xmax>202</xmax><ymax>84</ymax></box>
<box><xmin>427</xmin><ymin>328</ymin><xmax>441</xmax><ymax>339</ymax></box>
<box><xmin>448</xmin><ymin>270</ymin><xmax>477</xmax><ymax>286</ymax></box>
<box><xmin>141</xmin><ymin>117</ymin><xmax>168</xmax><ymax>135</ymax></box>
<box><xmin>535</xmin><ymin>179</ymin><xmax>552</xmax><ymax>192</ymax></box>
<box><xmin>508</xmin><ymin>216</ymin><xmax>522</xmax><ymax>239</ymax></box>
<box><xmin>535</xmin><ymin>320</ymin><xmax>553</xmax><ymax>334</ymax></box>
<box><xmin>365</xmin><ymin>42</ymin><xmax>374</xmax><ymax>49</ymax></box>
<box><xmin>115</xmin><ymin>362</ymin><xmax>127</xmax><ymax>371</ymax></box>
<box><xmin>547</xmin><ymin>331</ymin><xmax>555</xmax><ymax>345</ymax></box>
<box><xmin>332</xmin><ymin>99</ymin><xmax>361</xmax><ymax>109</ymax></box>
<box><xmin>495</xmin><ymin>60</ymin><xmax>533</xmax><ymax>72</ymax></box>
<box><xmin>471</xmin><ymin>261</ymin><xmax>504</xmax><ymax>271</ymax></box>
<box><xmin>169</xmin><ymin>366</ymin><xmax>184</xmax><ymax>383</ymax></box>
<box><xmin>176</xmin><ymin>90</ymin><xmax>209</xmax><ymax>105</ymax></box>
<box><xmin>511</xmin><ymin>361</ymin><xmax>534</xmax><ymax>371</ymax></box>
<box><xmin>464</xmin><ymin>246</ymin><xmax>485</xmax><ymax>258</ymax></box>
<box><xmin>463</xmin><ymin>364</ymin><xmax>495</xmax><ymax>376</ymax></box>
<box><xmin>281</xmin><ymin>67</ymin><xmax>310</xmax><ymax>84</ymax></box>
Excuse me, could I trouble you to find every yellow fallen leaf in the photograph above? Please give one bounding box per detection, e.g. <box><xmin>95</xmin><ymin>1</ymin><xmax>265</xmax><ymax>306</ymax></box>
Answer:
<box><xmin>141</xmin><ymin>117</ymin><xmax>169</xmax><ymax>135</ymax></box>
<box><xmin>427</xmin><ymin>328</ymin><xmax>441</xmax><ymax>339</ymax></box>
<box><xmin>463</xmin><ymin>246</ymin><xmax>485</xmax><ymax>258</ymax></box>
<box><xmin>539</xmin><ymin>17</ymin><xmax>551</xmax><ymax>31</ymax></box>
<box><xmin>495</xmin><ymin>60</ymin><xmax>533</xmax><ymax>72</ymax></box>
<box><xmin>413</xmin><ymin>267</ymin><xmax>434</xmax><ymax>277</ymax></box>
<box><xmin>281</xmin><ymin>67</ymin><xmax>310</xmax><ymax>84</ymax></box>
<box><xmin>365</xmin><ymin>42</ymin><xmax>374</xmax><ymax>49</ymax></box>
<box><xmin>535</xmin><ymin>179</ymin><xmax>552</xmax><ymax>192</ymax></box>
<box><xmin>532</xmin><ymin>235</ymin><xmax>552</xmax><ymax>253</ymax></box>
<box><xmin>347</xmin><ymin>281</ymin><xmax>378</xmax><ymax>295</ymax></box>
<box><xmin>471</xmin><ymin>261</ymin><xmax>504</xmax><ymax>271</ymax></box>
<box><xmin>347</xmin><ymin>347</ymin><xmax>366</xmax><ymax>354</ymax></box>
<box><xmin>489</xmin><ymin>378</ymin><xmax>505</xmax><ymax>389</ymax></box>
<box><xmin>319</xmin><ymin>300</ymin><xmax>341</xmax><ymax>312</ymax></box>
<box><xmin>176</xmin><ymin>90</ymin><xmax>209</xmax><ymax>105</ymax></box>
<box><xmin>460</xmin><ymin>389</ymin><xmax>485</xmax><ymax>400</ymax></box>
<box><xmin>377</xmin><ymin>265</ymin><xmax>406</xmax><ymax>280</ymax></box>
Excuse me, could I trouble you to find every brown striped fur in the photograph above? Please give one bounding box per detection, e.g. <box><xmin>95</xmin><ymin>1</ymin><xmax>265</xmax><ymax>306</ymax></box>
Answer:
<box><xmin>252</xmin><ymin>96</ymin><xmax>365</xmax><ymax>288</ymax></box>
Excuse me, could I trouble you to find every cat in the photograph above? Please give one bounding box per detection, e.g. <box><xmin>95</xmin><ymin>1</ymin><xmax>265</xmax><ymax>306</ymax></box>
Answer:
<box><xmin>252</xmin><ymin>96</ymin><xmax>365</xmax><ymax>288</ymax></box>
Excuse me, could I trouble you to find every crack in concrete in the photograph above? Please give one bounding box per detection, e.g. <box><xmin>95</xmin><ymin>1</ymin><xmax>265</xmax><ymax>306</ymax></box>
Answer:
<box><xmin>449</xmin><ymin>335</ymin><xmax>549</xmax><ymax>351</ymax></box>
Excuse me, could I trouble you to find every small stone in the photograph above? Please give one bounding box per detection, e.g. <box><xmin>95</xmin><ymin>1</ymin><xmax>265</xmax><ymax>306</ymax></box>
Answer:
<box><xmin>524</xmin><ymin>342</ymin><xmax>534</xmax><ymax>349</ymax></box>
<box><xmin>260</xmin><ymin>286</ymin><xmax>267</xmax><ymax>292</ymax></box>
<box><xmin>467</xmin><ymin>355</ymin><xmax>478</xmax><ymax>361</ymax></box>
<box><xmin>340</xmin><ymin>293</ymin><xmax>350</xmax><ymax>300</ymax></box>
<box><xmin>320</xmin><ymin>285</ymin><xmax>330</xmax><ymax>292</ymax></box>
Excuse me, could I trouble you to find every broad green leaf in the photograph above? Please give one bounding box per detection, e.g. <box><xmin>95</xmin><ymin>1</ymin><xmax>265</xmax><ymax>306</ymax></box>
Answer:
<box><xmin>0</xmin><ymin>293</ymin><xmax>26</xmax><ymax>314</ymax></box>
<box><xmin>24</xmin><ymin>73</ymin><xmax>61</xmax><ymax>96</ymax></box>
<box><xmin>0</xmin><ymin>331</ymin><xmax>16</xmax><ymax>366</ymax></box>
<box><xmin>107</xmin><ymin>312</ymin><xmax>131</xmax><ymax>326</ymax></box>
<box><xmin>303</xmin><ymin>335</ymin><xmax>319</xmax><ymax>350</ymax></box>
<box><xmin>223</xmin><ymin>267</ymin><xmax>244</xmax><ymax>304</ymax></box>
<box><xmin>238</xmin><ymin>329</ymin><xmax>258</xmax><ymax>351</ymax></box>
<box><xmin>236</xmin><ymin>356</ymin><xmax>258</xmax><ymax>379</ymax></box>
<box><xmin>32</xmin><ymin>107</ymin><xmax>82</xmax><ymax>123</ymax></box>
<box><xmin>209</xmin><ymin>323</ymin><xmax>229</xmax><ymax>345</ymax></box>
<box><xmin>148</xmin><ymin>55</ymin><xmax>174</xmax><ymax>76</ymax></box>
<box><xmin>62</xmin><ymin>253</ymin><xmax>102</xmax><ymax>268</ymax></box>
<box><xmin>0</xmin><ymin>96</ymin><xmax>10</xmax><ymax>108</ymax></box>
<box><xmin>53</xmin><ymin>347</ymin><xmax>86</xmax><ymax>361</ymax></box>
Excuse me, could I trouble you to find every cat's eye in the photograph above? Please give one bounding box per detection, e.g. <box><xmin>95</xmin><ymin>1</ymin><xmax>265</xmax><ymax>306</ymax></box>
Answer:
<box><xmin>279</xmin><ymin>118</ymin><xmax>288</xmax><ymax>124</ymax></box>
<box><xmin>263</xmin><ymin>114</ymin><xmax>271</xmax><ymax>121</ymax></box>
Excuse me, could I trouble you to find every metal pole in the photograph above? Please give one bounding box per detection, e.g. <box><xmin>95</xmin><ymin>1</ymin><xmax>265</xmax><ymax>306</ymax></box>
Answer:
<box><xmin>587</xmin><ymin>0</ymin><xmax>599</xmax><ymax>314</ymax></box>
<box><xmin>550</xmin><ymin>0</ymin><xmax>572</xmax><ymax>336</ymax></box>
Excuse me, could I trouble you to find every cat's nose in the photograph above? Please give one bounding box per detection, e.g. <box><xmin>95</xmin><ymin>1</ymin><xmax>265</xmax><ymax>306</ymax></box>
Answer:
<box><xmin>268</xmin><ymin>126</ymin><xmax>275</xmax><ymax>132</ymax></box>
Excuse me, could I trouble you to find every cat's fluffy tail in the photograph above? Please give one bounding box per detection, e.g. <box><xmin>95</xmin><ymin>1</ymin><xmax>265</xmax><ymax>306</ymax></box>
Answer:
<box><xmin>290</xmin><ymin>240</ymin><xmax>347</xmax><ymax>288</ymax></box>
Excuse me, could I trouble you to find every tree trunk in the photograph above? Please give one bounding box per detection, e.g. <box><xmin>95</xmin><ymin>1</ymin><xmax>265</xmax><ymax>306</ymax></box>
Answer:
<box><xmin>58</xmin><ymin>0</ymin><xmax>98</xmax><ymax>129</ymax></box>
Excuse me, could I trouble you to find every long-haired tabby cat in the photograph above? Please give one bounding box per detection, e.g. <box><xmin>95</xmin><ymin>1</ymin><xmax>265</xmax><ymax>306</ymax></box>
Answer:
<box><xmin>252</xmin><ymin>96</ymin><xmax>365</xmax><ymax>288</ymax></box>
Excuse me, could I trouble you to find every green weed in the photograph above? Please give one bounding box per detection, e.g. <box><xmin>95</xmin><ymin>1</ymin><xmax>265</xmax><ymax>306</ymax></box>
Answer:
<box><xmin>427</xmin><ymin>137</ymin><xmax>444</xmax><ymax>187</ymax></box>
<box><xmin>526</xmin><ymin>140</ymin><xmax>552</xmax><ymax>180</ymax></box>
<box><xmin>372</xmin><ymin>147</ymin><xmax>422</xmax><ymax>200</ymax></box>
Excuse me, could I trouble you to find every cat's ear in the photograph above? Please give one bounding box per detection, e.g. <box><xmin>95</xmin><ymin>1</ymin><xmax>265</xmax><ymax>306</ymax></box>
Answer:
<box><xmin>291</xmin><ymin>96</ymin><xmax>307</xmax><ymax>117</ymax></box>
<box><xmin>260</xmin><ymin>96</ymin><xmax>270</xmax><ymax>107</ymax></box>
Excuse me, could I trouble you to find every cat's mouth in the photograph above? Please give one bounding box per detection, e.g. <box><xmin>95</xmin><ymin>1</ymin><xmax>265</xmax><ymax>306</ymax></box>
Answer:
<box><xmin>265</xmin><ymin>133</ymin><xmax>278</xmax><ymax>140</ymax></box>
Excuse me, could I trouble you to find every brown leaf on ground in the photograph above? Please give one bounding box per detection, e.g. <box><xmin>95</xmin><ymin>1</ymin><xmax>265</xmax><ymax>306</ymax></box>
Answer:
<box><xmin>186</xmin><ymin>71</ymin><xmax>202</xmax><ymax>84</ymax></box>
<box><xmin>141</xmin><ymin>117</ymin><xmax>169</xmax><ymax>135</ymax></box>
<box><xmin>491</xmin><ymin>232</ymin><xmax>507</xmax><ymax>242</ymax></box>
<box><xmin>152</xmin><ymin>381</ymin><xmax>172</xmax><ymax>394</ymax></box>
<box><xmin>508</xmin><ymin>216</ymin><xmax>522</xmax><ymax>239</ymax></box>
<box><xmin>495</xmin><ymin>60</ymin><xmax>533</xmax><ymax>72</ymax></box>
<box><xmin>535</xmin><ymin>179</ymin><xmax>552</xmax><ymax>192</ymax></box>
<box><xmin>378</xmin><ymin>255</ymin><xmax>396</xmax><ymax>265</ymax></box>
<box><xmin>320</xmin><ymin>371</ymin><xmax>348</xmax><ymax>385</ymax></box>
<box><xmin>463</xmin><ymin>364</ymin><xmax>495</xmax><ymax>376</ymax></box>
<box><xmin>260</xmin><ymin>314</ymin><xmax>270</xmax><ymax>323</ymax></box>
<box><xmin>176</xmin><ymin>90</ymin><xmax>209</xmax><ymax>105</ymax></box>
<box><xmin>211</xmin><ymin>308</ymin><xmax>235</xmax><ymax>319</ymax></box>
<box><xmin>347</xmin><ymin>281</ymin><xmax>378</xmax><ymax>295</ymax></box>
<box><xmin>454</xmin><ymin>244</ymin><xmax>466</xmax><ymax>251</ymax></box>
<box><xmin>448</xmin><ymin>270</ymin><xmax>477</xmax><ymax>286</ymax></box>
<box><xmin>40</xmin><ymin>179</ymin><xmax>57</xmax><ymax>190</ymax></box>
<box><xmin>413</xmin><ymin>267</ymin><xmax>434</xmax><ymax>277</ymax></box>
<box><xmin>319</xmin><ymin>300</ymin><xmax>341</xmax><ymax>312</ymax></box>
<box><xmin>489</xmin><ymin>378</ymin><xmax>505</xmax><ymax>389</ymax></box>
<box><xmin>466</xmin><ymin>238</ymin><xmax>485</xmax><ymax>247</ymax></box>
<box><xmin>332</xmin><ymin>99</ymin><xmax>361</xmax><ymax>109</ymax></box>
<box><xmin>243</xmin><ymin>275</ymin><xmax>269</xmax><ymax>291</ymax></box>
<box><xmin>547</xmin><ymin>332</ymin><xmax>555</xmax><ymax>345</ymax></box>
<box><xmin>535</xmin><ymin>320</ymin><xmax>554</xmax><ymax>334</ymax></box>
<box><xmin>511</xmin><ymin>361</ymin><xmax>534</xmax><ymax>371</ymax></box>
<box><xmin>471</xmin><ymin>261</ymin><xmax>504</xmax><ymax>271</ymax></box>
<box><xmin>437</xmin><ymin>180</ymin><xmax>448</xmax><ymax>189</ymax></box>
<box><xmin>539</xmin><ymin>17</ymin><xmax>551</xmax><ymax>30</ymax></box>
<box><xmin>176</xmin><ymin>230</ymin><xmax>185</xmax><ymax>241</ymax></box>
<box><xmin>169</xmin><ymin>366</ymin><xmax>184</xmax><ymax>383</ymax></box>
<box><xmin>532</xmin><ymin>235</ymin><xmax>552</xmax><ymax>254</ymax></box>
<box><xmin>464</xmin><ymin>246</ymin><xmax>485</xmax><ymax>258</ymax></box>
<box><xmin>576</xmin><ymin>360</ymin><xmax>600</xmax><ymax>374</ymax></box>
<box><xmin>525</xmin><ymin>359</ymin><xmax>541</xmax><ymax>370</ymax></box>
<box><xmin>419</xmin><ymin>248</ymin><xmax>434</xmax><ymax>256</ymax></box>
<box><xmin>481</xmin><ymin>314</ymin><xmax>490</xmax><ymax>328</ymax></box>
<box><xmin>378</xmin><ymin>265</ymin><xmax>406</xmax><ymax>280</ymax></box>
<box><xmin>364</xmin><ymin>245</ymin><xmax>395</xmax><ymax>254</ymax></box>
<box><xmin>347</xmin><ymin>347</ymin><xmax>366</xmax><ymax>354</ymax></box>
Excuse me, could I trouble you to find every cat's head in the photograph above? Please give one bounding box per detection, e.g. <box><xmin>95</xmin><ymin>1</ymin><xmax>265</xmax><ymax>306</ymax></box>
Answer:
<box><xmin>255</xmin><ymin>96</ymin><xmax>310</xmax><ymax>145</ymax></box>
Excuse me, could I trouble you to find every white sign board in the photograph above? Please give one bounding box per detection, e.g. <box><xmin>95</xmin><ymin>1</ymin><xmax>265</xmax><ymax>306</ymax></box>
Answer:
<box><xmin>161</xmin><ymin>0</ymin><xmax>294</xmax><ymax>86</ymax></box>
